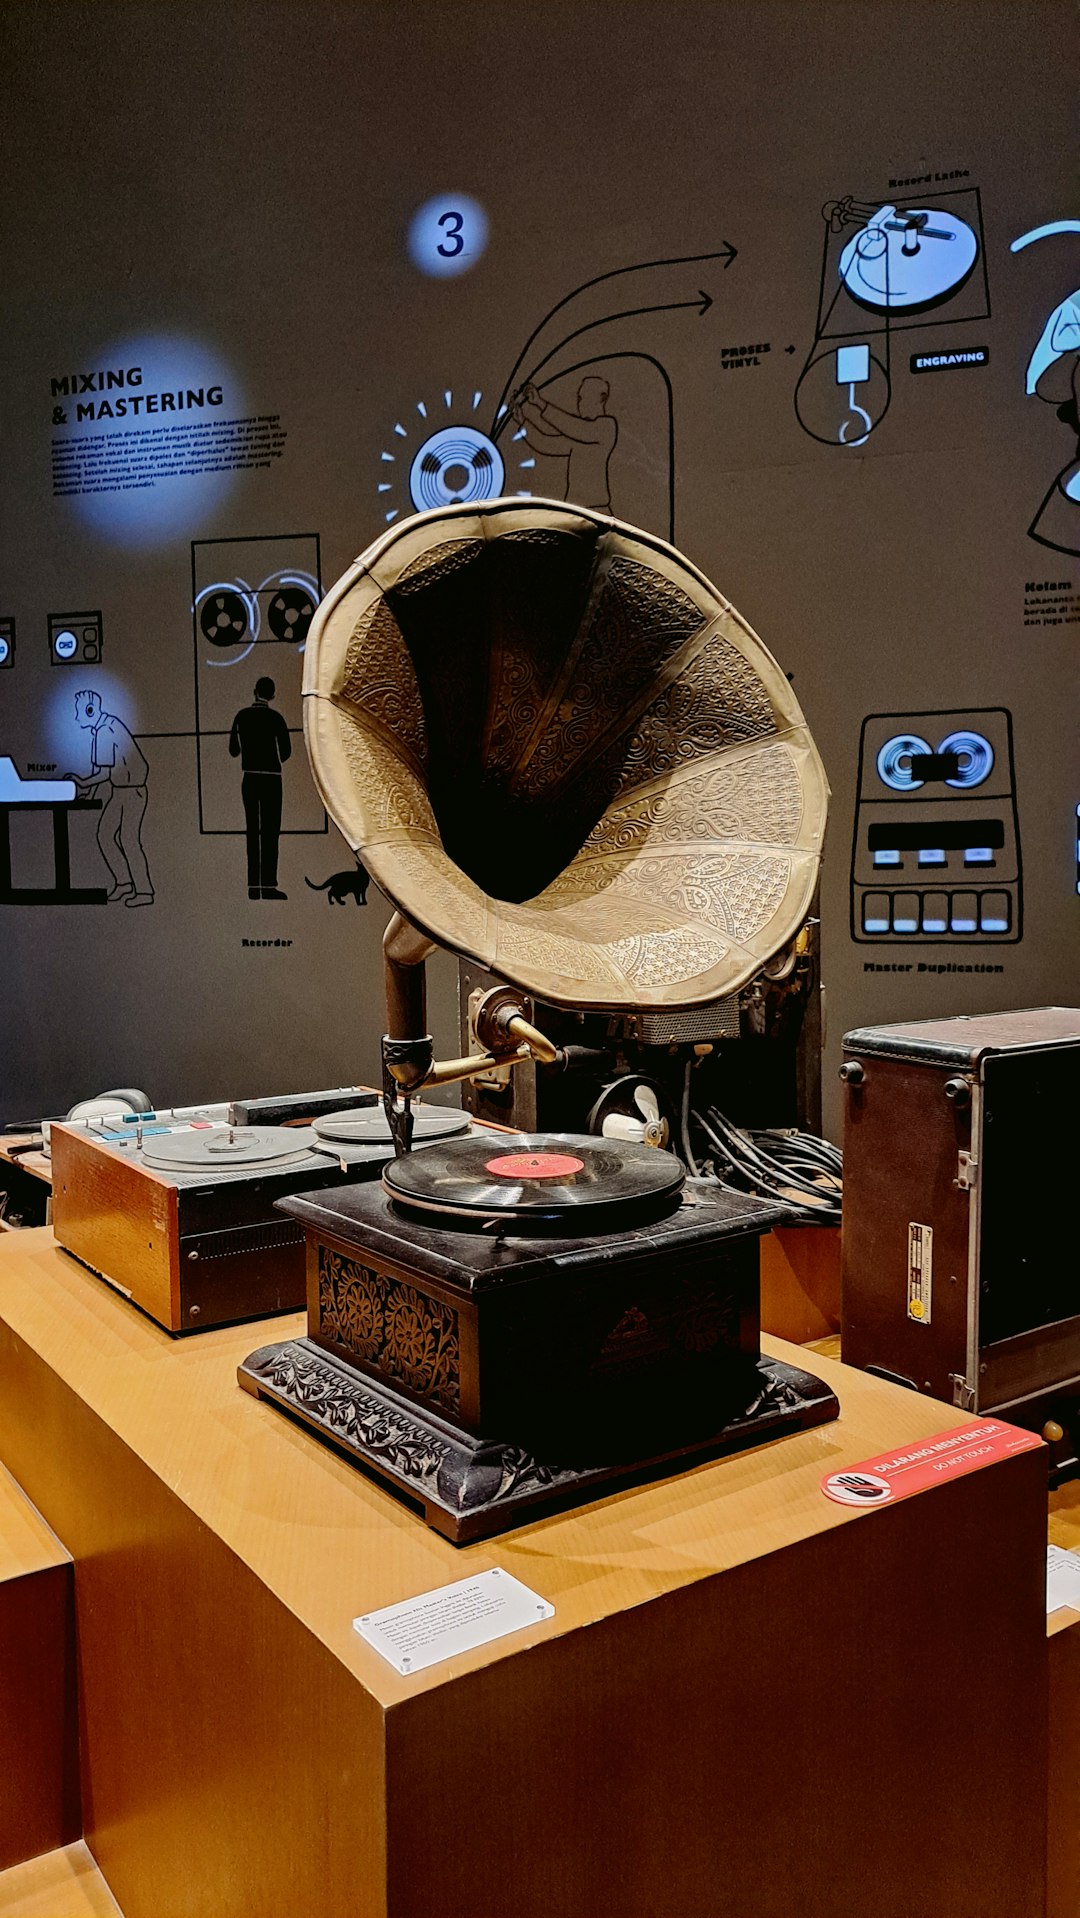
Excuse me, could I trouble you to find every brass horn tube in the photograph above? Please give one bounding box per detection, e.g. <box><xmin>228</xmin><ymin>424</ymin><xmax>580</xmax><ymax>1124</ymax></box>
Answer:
<box><xmin>382</xmin><ymin>911</ymin><xmax>436</xmax><ymax>1041</ymax></box>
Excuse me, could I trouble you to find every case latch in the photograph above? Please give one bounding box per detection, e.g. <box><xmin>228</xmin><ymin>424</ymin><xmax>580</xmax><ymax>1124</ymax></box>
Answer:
<box><xmin>949</xmin><ymin>1373</ymin><xmax>976</xmax><ymax>1411</ymax></box>
<box><xmin>954</xmin><ymin>1150</ymin><xmax>978</xmax><ymax>1191</ymax></box>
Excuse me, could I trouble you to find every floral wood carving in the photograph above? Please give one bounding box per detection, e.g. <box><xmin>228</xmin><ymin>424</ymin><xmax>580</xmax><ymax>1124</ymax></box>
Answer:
<box><xmin>318</xmin><ymin>1247</ymin><xmax>460</xmax><ymax>1412</ymax></box>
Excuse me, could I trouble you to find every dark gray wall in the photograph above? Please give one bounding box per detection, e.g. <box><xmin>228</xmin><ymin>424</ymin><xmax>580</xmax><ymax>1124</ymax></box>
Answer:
<box><xmin>2</xmin><ymin>0</ymin><xmax>1076</xmax><ymax>1131</ymax></box>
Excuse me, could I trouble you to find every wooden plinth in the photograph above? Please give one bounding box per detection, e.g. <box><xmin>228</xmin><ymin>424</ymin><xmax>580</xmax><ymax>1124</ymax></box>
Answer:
<box><xmin>759</xmin><ymin>1223</ymin><xmax>841</xmax><ymax>1344</ymax></box>
<box><xmin>0</xmin><ymin>1462</ymin><xmax>78</xmax><ymax>1869</ymax></box>
<box><xmin>0</xmin><ymin>1230</ymin><xmax>1049</xmax><ymax>1918</ymax></box>
<box><xmin>0</xmin><ymin>1841</ymin><xmax>122</xmax><ymax>1917</ymax></box>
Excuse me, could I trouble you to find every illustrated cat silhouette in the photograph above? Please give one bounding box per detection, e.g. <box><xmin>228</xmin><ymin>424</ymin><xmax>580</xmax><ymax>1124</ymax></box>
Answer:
<box><xmin>305</xmin><ymin>861</ymin><xmax>369</xmax><ymax>906</ymax></box>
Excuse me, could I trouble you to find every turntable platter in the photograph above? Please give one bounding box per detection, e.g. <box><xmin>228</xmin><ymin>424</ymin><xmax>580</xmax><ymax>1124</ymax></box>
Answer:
<box><xmin>382</xmin><ymin>1131</ymin><xmax>685</xmax><ymax>1226</ymax></box>
<box><xmin>140</xmin><ymin>1125</ymin><xmax>319</xmax><ymax>1173</ymax></box>
<box><xmin>313</xmin><ymin>1106</ymin><xmax>469</xmax><ymax>1145</ymax></box>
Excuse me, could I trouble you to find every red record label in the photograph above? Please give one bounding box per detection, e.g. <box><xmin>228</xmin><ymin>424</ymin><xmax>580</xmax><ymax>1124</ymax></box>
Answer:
<box><xmin>486</xmin><ymin>1151</ymin><xmax>585</xmax><ymax>1181</ymax></box>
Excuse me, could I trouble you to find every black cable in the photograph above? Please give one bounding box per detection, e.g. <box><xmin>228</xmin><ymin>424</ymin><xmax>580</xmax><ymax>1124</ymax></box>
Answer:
<box><xmin>689</xmin><ymin>1101</ymin><xmax>843</xmax><ymax>1222</ymax></box>
<box><xmin>680</xmin><ymin>1057</ymin><xmax>701</xmax><ymax>1177</ymax></box>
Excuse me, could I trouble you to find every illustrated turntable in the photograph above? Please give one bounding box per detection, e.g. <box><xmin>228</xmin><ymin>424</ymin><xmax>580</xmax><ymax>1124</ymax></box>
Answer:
<box><xmin>50</xmin><ymin>1104</ymin><xmax>470</xmax><ymax>1334</ymax></box>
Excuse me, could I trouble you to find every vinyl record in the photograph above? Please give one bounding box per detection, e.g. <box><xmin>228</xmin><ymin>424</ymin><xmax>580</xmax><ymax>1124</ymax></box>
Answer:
<box><xmin>383</xmin><ymin>1131</ymin><xmax>685</xmax><ymax>1226</ymax></box>
<box><xmin>313</xmin><ymin>1105</ymin><xmax>469</xmax><ymax>1145</ymax></box>
<box><xmin>140</xmin><ymin>1124</ymin><xmax>317</xmax><ymax>1172</ymax></box>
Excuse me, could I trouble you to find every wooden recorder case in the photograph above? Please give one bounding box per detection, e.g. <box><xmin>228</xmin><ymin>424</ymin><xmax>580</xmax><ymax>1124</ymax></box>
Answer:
<box><xmin>49</xmin><ymin>1121</ymin><xmax>371</xmax><ymax>1333</ymax></box>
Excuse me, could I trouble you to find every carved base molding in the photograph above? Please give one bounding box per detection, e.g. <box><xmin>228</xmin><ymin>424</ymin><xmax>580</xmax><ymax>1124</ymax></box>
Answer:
<box><xmin>237</xmin><ymin>1338</ymin><xmax>840</xmax><ymax>1542</ymax></box>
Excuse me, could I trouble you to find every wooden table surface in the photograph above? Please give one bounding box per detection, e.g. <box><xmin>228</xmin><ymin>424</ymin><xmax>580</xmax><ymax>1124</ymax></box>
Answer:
<box><xmin>0</xmin><ymin>1137</ymin><xmax>52</xmax><ymax>1185</ymax></box>
<box><xmin>0</xmin><ymin>1229</ymin><xmax>1052</xmax><ymax>1918</ymax></box>
<box><xmin>0</xmin><ymin>1227</ymin><xmax>1010</xmax><ymax>1709</ymax></box>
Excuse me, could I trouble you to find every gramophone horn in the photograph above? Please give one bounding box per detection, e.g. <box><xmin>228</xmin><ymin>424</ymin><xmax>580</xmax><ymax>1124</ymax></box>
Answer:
<box><xmin>304</xmin><ymin>499</ymin><xmax>828</xmax><ymax>1012</ymax></box>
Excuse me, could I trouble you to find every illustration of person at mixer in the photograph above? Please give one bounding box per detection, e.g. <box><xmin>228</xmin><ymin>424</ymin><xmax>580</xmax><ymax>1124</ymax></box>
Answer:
<box><xmin>69</xmin><ymin>690</ymin><xmax>154</xmax><ymax>907</ymax></box>
<box><xmin>229</xmin><ymin>676</ymin><xmax>291</xmax><ymax>900</ymax></box>
<box><xmin>512</xmin><ymin>377</ymin><xmax>618</xmax><ymax>511</ymax></box>
<box><xmin>1024</xmin><ymin>287</ymin><xmax>1080</xmax><ymax>554</ymax></box>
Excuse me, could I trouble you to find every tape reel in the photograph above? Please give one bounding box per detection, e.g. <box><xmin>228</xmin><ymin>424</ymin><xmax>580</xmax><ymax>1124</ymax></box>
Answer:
<box><xmin>408</xmin><ymin>425</ymin><xmax>506</xmax><ymax>511</ymax></box>
<box><xmin>267</xmin><ymin>587</ymin><xmax>316</xmax><ymax>644</ymax></box>
<box><xmin>200</xmin><ymin>589</ymin><xmax>250</xmax><ymax>647</ymax></box>
<box><xmin>876</xmin><ymin>734</ymin><xmax>932</xmax><ymax>791</ymax></box>
<box><xmin>938</xmin><ymin>730</ymin><xmax>994</xmax><ymax>789</ymax></box>
<box><xmin>876</xmin><ymin>729</ymin><xmax>993</xmax><ymax>792</ymax></box>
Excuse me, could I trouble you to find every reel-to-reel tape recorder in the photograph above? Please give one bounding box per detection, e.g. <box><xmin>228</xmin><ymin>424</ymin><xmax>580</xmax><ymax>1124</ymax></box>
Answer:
<box><xmin>50</xmin><ymin>1102</ymin><xmax>470</xmax><ymax>1332</ymax></box>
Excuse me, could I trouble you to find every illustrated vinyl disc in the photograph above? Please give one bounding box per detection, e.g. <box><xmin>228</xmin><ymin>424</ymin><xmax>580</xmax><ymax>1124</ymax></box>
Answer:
<box><xmin>382</xmin><ymin>1131</ymin><xmax>685</xmax><ymax>1225</ymax></box>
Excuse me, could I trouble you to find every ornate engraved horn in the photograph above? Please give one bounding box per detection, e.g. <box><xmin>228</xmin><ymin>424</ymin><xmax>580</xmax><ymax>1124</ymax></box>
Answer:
<box><xmin>303</xmin><ymin>500</ymin><xmax>828</xmax><ymax>1108</ymax></box>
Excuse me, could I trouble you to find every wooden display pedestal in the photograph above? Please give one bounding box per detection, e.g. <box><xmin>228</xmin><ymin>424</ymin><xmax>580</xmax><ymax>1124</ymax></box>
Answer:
<box><xmin>0</xmin><ymin>1230</ymin><xmax>1049</xmax><ymax>1918</ymax></box>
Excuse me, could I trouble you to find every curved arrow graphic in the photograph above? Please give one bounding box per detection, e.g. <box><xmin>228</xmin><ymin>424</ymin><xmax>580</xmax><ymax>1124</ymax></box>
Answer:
<box><xmin>490</xmin><ymin>245</ymin><xmax>736</xmax><ymax>432</ymax></box>
<box><xmin>493</xmin><ymin>293</ymin><xmax>712</xmax><ymax>442</ymax></box>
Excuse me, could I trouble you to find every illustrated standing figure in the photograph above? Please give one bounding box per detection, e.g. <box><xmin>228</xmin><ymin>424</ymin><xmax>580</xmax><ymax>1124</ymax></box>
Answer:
<box><xmin>229</xmin><ymin>676</ymin><xmax>292</xmax><ymax>900</ymax></box>
<box><xmin>513</xmin><ymin>377</ymin><xmax>618</xmax><ymax>512</ymax></box>
<box><xmin>72</xmin><ymin>690</ymin><xmax>154</xmax><ymax>906</ymax></box>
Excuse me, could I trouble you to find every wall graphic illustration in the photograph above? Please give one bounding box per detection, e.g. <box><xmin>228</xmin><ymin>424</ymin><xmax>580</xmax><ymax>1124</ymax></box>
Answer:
<box><xmin>380</xmin><ymin>392</ymin><xmax>519</xmax><ymax>518</ymax></box>
<box><xmin>511</xmin><ymin>376</ymin><xmax>618</xmax><ymax>512</ymax></box>
<box><xmin>1012</xmin><ymin>220</ymin><xmax>1080</xmax><ymax>555</ymax></box>
<box><xmin>70</xmin><ymin>688</ymin><xmax>154</xmax><ymax>907</ymax></box>
<box><xmin>0</xmin><ymin>757</ymin><xmax>98</xmax><ymax>906</ymax></box>
<box><xmin>377</xmin><ymin>247</ymin><xmax>735</xmax><ymax>542</ymax></box>
<box><xmin>49</xmin><ymin>610</ymin><xmax>103</xmax><ymax>666</ymax></box>
<box><xmin>851</xmin><ymin>710</ymin><xmax>1022</xmax><ymax>945</ymax></box>
<box><xmin>2</xmin><ymin>1</ymin><xmax>1075</xmax><ymax>1125</ymax></box>
<box><xmin>304</xmin><ymin>860</ymin><xmax>370</xmax><ymax>907</ymax></box>
<box><xmin>191</xmin><ymin>533</ymin><xmax>327</xmax><ymax>900</ymax></box>
<box><xmin>0</xmin><ymin>671</ymin><xmax>153</xmax><ymax>910</ymax></box>
<box><xmin>406</xmin><ymin>194</ymin><xmax>488</xmax><ymax>280</ymax></box>
<box><xmin>795</xmin><ymin>187</ymin><xmax>990</xmax><ymax>446</ymax></box>
<box><xmin>229</xmin><ymin>678</ymin><xmax>292</xmax><ymax>901</ymax></box>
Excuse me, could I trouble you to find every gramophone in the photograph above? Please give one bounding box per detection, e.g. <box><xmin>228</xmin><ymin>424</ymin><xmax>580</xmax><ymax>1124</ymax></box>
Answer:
<box><xmin>239</xmin><ymin>500</ymin><xmax>838</xmax><ymax>1540</ymax></box>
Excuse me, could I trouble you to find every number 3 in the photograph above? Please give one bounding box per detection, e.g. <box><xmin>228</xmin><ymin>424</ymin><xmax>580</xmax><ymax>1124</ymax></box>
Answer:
<box><xmin>437</xmin><ymin>210</ymin><xmax>465</xmax><ymax>258</ymax></box>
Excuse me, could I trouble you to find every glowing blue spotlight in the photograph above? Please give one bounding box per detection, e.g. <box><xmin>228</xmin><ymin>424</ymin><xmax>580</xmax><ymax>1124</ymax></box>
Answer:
<box><xmin>45</xmin><ymin>670</ymin><xmax>137</xmax><ymax>775</ymax></box>
<box><xmin>54</xmin><ymin>331</ymin><xmax>243</xmax><ymax>550</ymax></box>
<box><xmin>407</xmin><ymin>195</ymin><xmax>488</xmax><ymax>279</ymax></box>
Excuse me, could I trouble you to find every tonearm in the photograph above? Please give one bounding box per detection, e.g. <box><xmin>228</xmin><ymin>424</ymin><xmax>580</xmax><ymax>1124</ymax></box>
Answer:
<box><xmin>381</xmin><ymin>912</ymin><xmax>565</xmax><ymax>1156</ymax></box>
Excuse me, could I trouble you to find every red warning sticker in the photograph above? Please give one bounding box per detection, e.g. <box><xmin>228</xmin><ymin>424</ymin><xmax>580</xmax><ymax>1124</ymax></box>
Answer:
<box><xmin>486</xmin><ymin>1152</ymin><xmax>585</xmax><ymax>1181</ymax></box>
<box><xmin>822</xmin><ymin>1417</ymin><xmax>1042</xmax><ymax>1508</ymax></box>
